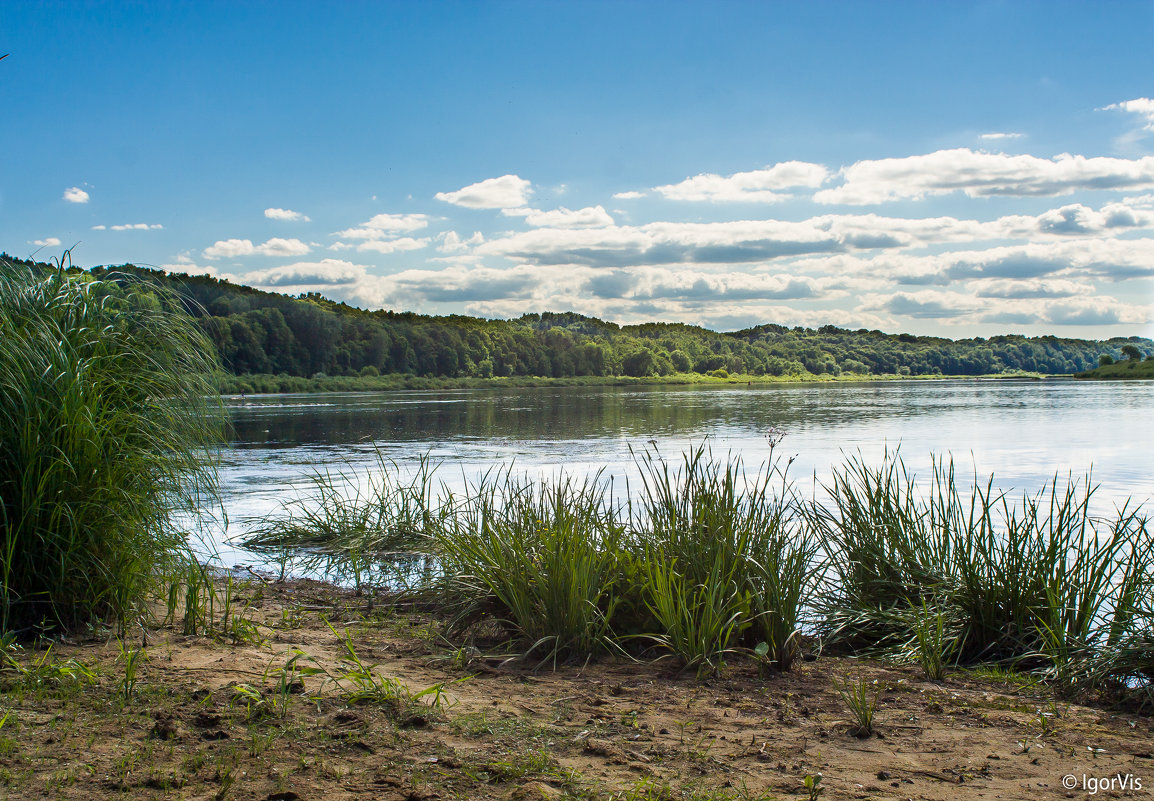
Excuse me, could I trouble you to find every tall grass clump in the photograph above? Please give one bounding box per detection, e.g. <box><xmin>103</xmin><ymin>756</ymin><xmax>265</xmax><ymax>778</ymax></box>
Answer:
<box><xmin>630</xmin><ymin>444</ymin><xmax>819</xmax><ymax>672</ymax></box>
<box><xmin>0</xmin><ymin>263</ymin><xmax>223</xmax><ymax>632</ymax></box>
<box><xmin>433</xmin><ymin>469</ymin><xmax>625</xmax><ymax>665</ymax></box>
<box><xmin>242</xmin><ymin>450</ymin><xmax>446</xmax><ymax>589</ymax></box>
<box><xmin>812</xmin><ymin>450</ymin><xmax>1153</xmax><ymax>690</ymax></box>
<box><xmin>809</xmin><ymin>451</ymin><xmax>950</xmax><ymax>651</ymax></box>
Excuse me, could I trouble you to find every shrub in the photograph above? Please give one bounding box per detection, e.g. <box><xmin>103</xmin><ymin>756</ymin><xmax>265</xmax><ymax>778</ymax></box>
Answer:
<box><xmin>0</xmin><ymin>264</ymin><xmax>224</xmax><ymax>632</ymax></box>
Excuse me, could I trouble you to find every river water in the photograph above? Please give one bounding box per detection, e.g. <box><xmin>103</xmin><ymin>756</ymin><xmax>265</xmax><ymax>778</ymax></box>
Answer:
<box><xmin>203</xmin><ymin>379</ymin><xmax>1152</xmax><ymax>566</ymax></box>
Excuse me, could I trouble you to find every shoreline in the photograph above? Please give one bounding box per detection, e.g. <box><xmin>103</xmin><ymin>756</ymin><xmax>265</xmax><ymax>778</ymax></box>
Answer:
<box><xmin>217</xmin><ymin>370</ymin><xmax>1058</xmax><ymax>396</ymax></box>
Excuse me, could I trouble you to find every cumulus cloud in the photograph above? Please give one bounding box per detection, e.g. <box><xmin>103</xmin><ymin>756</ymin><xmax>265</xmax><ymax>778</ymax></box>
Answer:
<box><xmin>160</xmin><ymin>258</ymin><xmax>220</xmax><ymax>278</ymax></box>
<box><xmin>813</xmin><ymin>237</ymin><xmax>1154</xmax><ymax>291</ymax></box>
<box><xmin>31</xmin><ymin>237</ymin><xmax>61</xmax><ymax>247</ymax></box>
<box><xmin>354</xmin><ymin>237</ymin><xmax>430</xmax><ymax>254</ymax></box>
<box><xmin>63</xmin><ymin>187</ymin><xmax>89</xmax><ymax>204</ymax></box>
<box><xmin>583</xmin><ymin>267</ymin><xmax>826</xmax><ymax>302</ymax></box>
<box><xmin>334</xmin><ymin>213</ymin><xmax>430</xmax><ymax>239</ymax></box>
<box><xmin>972</xmin><ymin>278</ymin><xmax>1095</xmax><ymax>299</ymax></box>
<box><xmin>264</xmin><ymin>207</ymin><xmax>311</xmax><ymax>222</ymax></box>
<box><xmin>241</xmin><ymin>259</ymin><xmax>369</xmax><ymax>288</ymax></box>
<box><xmin>815</xmin><ymin>148</ymin><xmax>1154</xmax><ymax>204</ymax></box>
<box><xmin>438</xmin><ymin>231</ymin><xmax>484</xmax><ymax>253</ymax></box>
<box><xmin>473</xmin><ymin>213</ymin><xmax>1024</xmax><ymax>269</ymax></box>
<box><xmin>612</xmin><ymin>191</ymin><xmax>646</xmax><ymax>200</ymax></box>
<box><xmin>1044</xmin><ymin>298</ymin><xmax>1136</xmax><ymax>326</ymax></box>
<box><xmin>875</xmin><ymin>290</ymin><xmax>977</xmax><ymax>319</ymax></box>
<box><xmin>434</xmin><ymin>175</ymin><xmax>532</xmax><ymax>209</ymax></box>
<box><xmin>203</xmin><ymin>237</ymin><xmax>311</xmax><ymax>259</ymax></box>
<box><xmin>974</xmin><ymin>296</ymin><xmax>1151</xmax><ymax>328</ymax></box>
<box><xmin>653</xmin><ymin>161</ymin><xmax>829</xmax><ymax>202</ymax></box>
<box><xmin>502</xmin><ymin>205</ymin><xmax>615</xmax><ymax>228</ymax></box>
<box><xmin>386</xmin><ymin>265</ymin><xmax>543</xmax><ymax>305</ymax></box>
<box><xmin>1102</xmin><ymin>98</ymin><xmax>1154</xmax><ymax>131</ymax></box>
<box><xmin>106</xmin><ymin>223</ymin><xmax>164</xmax><ymax>231</ymax></box>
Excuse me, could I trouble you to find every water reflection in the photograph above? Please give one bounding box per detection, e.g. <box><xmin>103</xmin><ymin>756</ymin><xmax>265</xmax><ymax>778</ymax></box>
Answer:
<box><xmin>206</xmin><ymin>380</ymin><xmax>1153</xmax><ymax>565</ymax></box>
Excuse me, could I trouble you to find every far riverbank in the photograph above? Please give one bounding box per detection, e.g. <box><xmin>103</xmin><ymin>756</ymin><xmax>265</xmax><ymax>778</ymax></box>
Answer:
<box><xmin>217</xmin><ymin>369</ymin><xmax>1053</xmax><ymax>396</ymax></box>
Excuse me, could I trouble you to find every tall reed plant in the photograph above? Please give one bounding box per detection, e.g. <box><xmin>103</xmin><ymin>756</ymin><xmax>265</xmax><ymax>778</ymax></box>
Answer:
<box><xmin>242</xmin><ymin>450</ymin><xmax>446</xmax><ymax>589</ymax></box>
<box><xmin>0</xmin><ymin>263</ymin><xmax>223</xmax><ymax>632</ymax></box>
<box><xmin>433</xmin><ymin>469</ymin><xmax>625</xmax><ymax>664</ymax></box>
<box><xmin>630</xmin><ymin>445</ymin><xmax>818</xmax><ymax>671</ymax></box>
<box><xmin>813</xmin><ymin>450</ymin><xmax>1152</xmax><ymax>686</ymax></box>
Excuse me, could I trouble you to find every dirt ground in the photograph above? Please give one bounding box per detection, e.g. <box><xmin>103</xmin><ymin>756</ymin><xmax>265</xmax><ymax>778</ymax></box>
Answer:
<box><xmin>2</xmin><ymin>577</ymin><xmax>1151</xmax><ymax>801</ymax></box>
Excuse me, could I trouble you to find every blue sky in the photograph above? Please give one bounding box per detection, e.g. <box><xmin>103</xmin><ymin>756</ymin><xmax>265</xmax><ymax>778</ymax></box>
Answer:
<box><xmin>4</xmin><ymin>1</ymin><xmax>1154</xmax><ymax>338</ymax></box>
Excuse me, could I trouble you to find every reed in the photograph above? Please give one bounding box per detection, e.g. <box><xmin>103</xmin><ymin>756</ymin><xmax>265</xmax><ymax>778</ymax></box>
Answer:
<box><xmin>0</xmin><ymin>263</ymin><xmax>223</xmax><ymax>632</ymax></box>
<box><xmin>232</xmin><ymin>436</ymin><xmax>1149</xmax><ymax>696</ymax></box>
<box><xmin>812</xmin><ymin>450</ymin><xmax>1153</xmax><ymax>692</ymax></box>
<box><xmin>242</xmin><ymin>450</ymin><xmax>445</xmax><ymax>589</ymax></box>
<box><xmin>629</xmin><ymin>445</ymin><xmax>819</xmax><ymax>671</ymax></box>
<box><xmin>433</xmin><ymin>469</ymin><xmax>625</xmax><ymax>664</ymax></box>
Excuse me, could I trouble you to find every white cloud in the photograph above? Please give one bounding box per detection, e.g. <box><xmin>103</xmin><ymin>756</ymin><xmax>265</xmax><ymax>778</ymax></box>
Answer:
<box><xmin>205</xmin><ymin>239</ymin><xmax>257</xmax><ymax>258</ymax></box>
<box><xmin>160</xmin><ymin>259</ymin><xmax>220</xmax><ymax>278</ymax></box>
<box><xmin>979</xmin><ymin>132</ymin><xmax>1024</xmax><ymax>140</ymax></box>
<box><xmin>863</xmin><ymin>289</ymin><xmax>979</xmax><ymax>319</ymax></box>
<box><xmin>264</xmin><ymin>207</ymin><xmax>311</xmax><ymax>222</ymax></box>
<box><xmin>435</xmin><ymin>175</ymin><xmax>532</xmax><ymax>209</ymax></box>
<box><xmin>107</xmin><ymin>223</ymin><xmax>164</xmax><ymax>231</ymax></box>
<box><xmin>808</xmin><ymin>237</ymin><xmax>1154</xmax><ymax>289</ymax></box>
<box><xmin>474</xmin><ymin>214</ymin><xmax>991</xmax><ymax>269</ymax></box>
<box><xmin>653</xmin><ymin>161</ymin><xmax>829</xmax><ymax>202</ymax></box>
<box><xmin>584</xmin><ymin>267</ymin><xmax>829</xmax><ymax>302</ymax></box>
<box><xmin>502</xmin><ymin>205</ymin><xmax>615</xmax><ymax>228</ymax></box>
<box><xmin>241</xmin><ymin>259</ymin><xmax>370</xmax><ymax>288</ymax></box>
<box><xmin>815</xmin><ymin>148</ymin><xmax>1154</xmax><ymax>204</ymax></box>
<box><xmin>355</xmin><ymin>237</ymin><xmax>430</xmax><ymax>254</ymax></box>
<box><xmin>257</xmin><ymin>237</ymin><xmax>311</xmax><ymax>256</ymax></box>
<box><xmin>31</xmin><ymin>237</ymin><xmax>61</xmax><ymax>247</ymax></box>
<box><xmin>203</xmin><ymin>237</ymin><xmax>311</xmax><ymax>259</ymax></box>
<box><xmin>613</xmin><ymin>191</ymin><xmax>646</xmax><ymax>200</ymax></box>
<box><xmin>971</xmin><ymin>278</ymin><xmax>1095</xmax><ymax>299</ymax></box>
<box><xmin>438</xmin><ymin>231</ymin><xmax>484</xmax><ymax>253</ymax></box>
<box><xmin>334</xmin><ymin>213</ymin><xmax>430</xmax><ymax>239</ymax></box>
<box><xmin>63</xmin><ymin>187</ymin><xmax>89</xmax><ymax>204</ymax></box>
<box><xmin>1102</xmin><ymin>98</ymin><xmax>1154</xmax><ymax>131</ymax></box>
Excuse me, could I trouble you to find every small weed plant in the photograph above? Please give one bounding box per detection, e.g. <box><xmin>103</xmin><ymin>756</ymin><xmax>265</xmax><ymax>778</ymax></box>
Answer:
<box><xmin>837</xmin><ymin>674</ymin><xmax>880</xmax><ymax>737</ymax></box>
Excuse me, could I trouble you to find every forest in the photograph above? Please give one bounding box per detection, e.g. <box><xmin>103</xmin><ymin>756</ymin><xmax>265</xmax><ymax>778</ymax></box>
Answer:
<box><xmin>5</xmin><ymin>254</ymin><xmax>1150</xmax><ymax>384</ymax></box>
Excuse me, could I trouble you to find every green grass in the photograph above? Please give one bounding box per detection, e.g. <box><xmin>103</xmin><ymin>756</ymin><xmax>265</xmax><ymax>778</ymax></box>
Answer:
<box><xmin>242</xmin><ymin>449</ymin><xmax>445</xmax><ymax>589</ymax></box>
<box><xmin>434</xmin><ymin>468</ymin><xmax>625</xmax><ymax>665</ymax></box>
<box><xmin>810</xmin><ymin>450</ymin><xmax>1153</xmax><ymax>699</ymax></box>
<box><xmin>1076</xmin><ymin>358</ymin><xmax>1154</xmax><ymax>380</ymax></box>
<box><xmin>237</xmin><ymin>441</ymin><xmax>1152</xmax><ymax>703</ymax></box>
<box><xmin>629</xmin><ymin>444</ymin><xmax>818</xmax><ymax>673</ymax></box>
<box><xmin>836</xmin><ymin>674</ymin><xmax>880</xmax><ymax>737</ymax></box>
<box><xmin>0</xmin><ymin>261</ymin><xmax>224</xmax><ymax>633</ymax></box>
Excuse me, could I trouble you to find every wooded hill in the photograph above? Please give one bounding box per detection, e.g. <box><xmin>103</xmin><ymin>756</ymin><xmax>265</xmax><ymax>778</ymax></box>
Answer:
<box><xmin>6</xmin><ymin>254</ymin><xmax>1150</xmax><ymax>382</ymax></box>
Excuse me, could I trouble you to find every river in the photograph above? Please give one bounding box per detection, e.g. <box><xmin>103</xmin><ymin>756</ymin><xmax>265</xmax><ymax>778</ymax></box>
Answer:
<box><xmin>202</xmin><ymin>379</ymin><xmax>1152</xmax><ymax>566</ymax></box>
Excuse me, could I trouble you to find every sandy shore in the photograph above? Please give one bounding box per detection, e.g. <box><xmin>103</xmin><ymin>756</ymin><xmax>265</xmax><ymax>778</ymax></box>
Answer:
<box><xmin>2</xmin><ymin>576</ymin><xmax>1151</xmax><ymax>800</ymax></box>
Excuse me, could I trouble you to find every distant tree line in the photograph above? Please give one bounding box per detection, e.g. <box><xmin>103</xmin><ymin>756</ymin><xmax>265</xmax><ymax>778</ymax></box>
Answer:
<box><xmin>5</xmin><ymin>255</ymin><xmax>1150</xmax><ymax>380</ymax></box>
